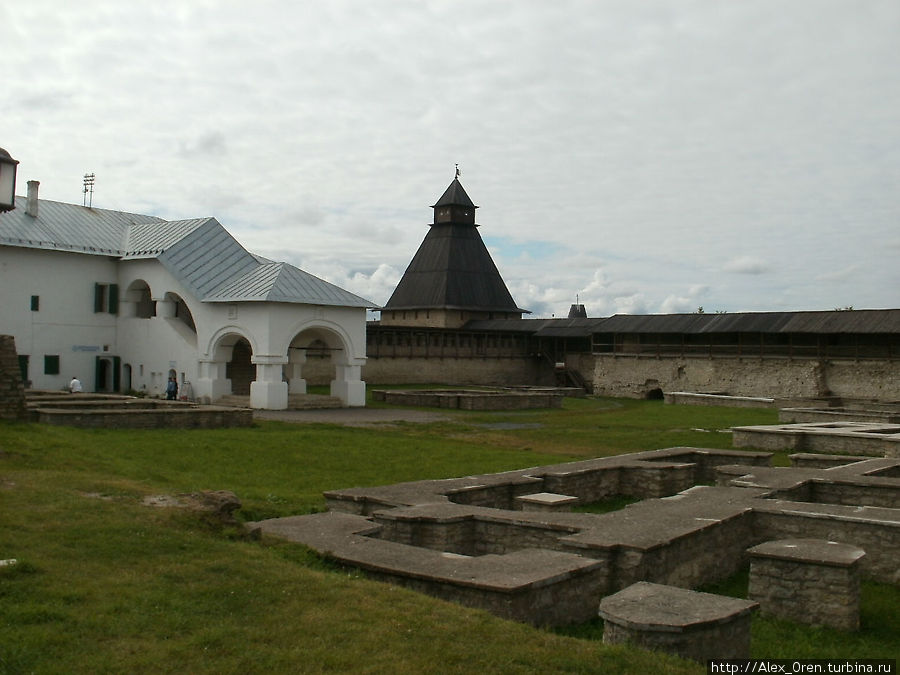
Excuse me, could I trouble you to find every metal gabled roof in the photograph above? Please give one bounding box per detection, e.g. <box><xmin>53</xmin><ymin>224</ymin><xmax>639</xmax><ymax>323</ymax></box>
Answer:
<box><xmin>122</xmin><ymin>218</ymin><xmax>212</xmax><ymax>258</ymax></box>
<box><xmin>1</xmin><ymin>196</ymin><xmax>376</xmax><ymax>310</ymax></box>
<box><xmin>204</xmin><ymin>261</ymin><xmax>375</xmax><ymax>308</ymax></box>
<box><xmin>596</xmin><ymin>310</ymin><xmax>900</xmax><ymax>335</ymax></box>
<box><xmin>0</xmin><ymin>196</ymin><xmax>161</xmax><ymax>255</ymax></box>
<box><xmin>156</xmin><ymin>218</ymin><xmax>258</xmax><ymax>299</ymax></box>
<box><xmin>462</xmin><ymin>318</ymin><xmax>554</xmax><ymax>333</ymax></box>
<box><xmin>464</xmin><ymin>309</ymin><xmax>900</xmax><ymax>338</ymax></box>
<box><xmin>533</xmin><ymin>318</ymin><xmax>607</xmax><ymax>338</ymax></box>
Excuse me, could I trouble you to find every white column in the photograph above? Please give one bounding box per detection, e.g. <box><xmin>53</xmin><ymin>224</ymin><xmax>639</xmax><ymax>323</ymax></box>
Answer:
<box><xmin>250</xmin><ymin>355</ymin><xmax>288</xmax><ymax>410</ymax></box>
<box><xmin>155</xmin><ymin>298</ymin><xmax>177</xmax><ymax>319</ymax></box>
<box><xmin>195</xmin><ymin>360</ymin><xmax>230</xmax><ymax>404</ymax></box>
<box><xmin>287</xmin><ymin>350</ymin><xmax>307</xmax><ymax>395</ymax></box>
<box><xmin>331</xmin><ymin>360</ymin><xmax>366</xmax><ymax>407</ymax></box>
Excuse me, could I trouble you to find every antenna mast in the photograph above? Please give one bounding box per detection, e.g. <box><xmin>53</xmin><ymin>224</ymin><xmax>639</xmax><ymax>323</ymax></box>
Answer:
<box><xmin>82</xmin><ymin>173</ymin><xmax>95</xmax><ymax>207</ymax></box>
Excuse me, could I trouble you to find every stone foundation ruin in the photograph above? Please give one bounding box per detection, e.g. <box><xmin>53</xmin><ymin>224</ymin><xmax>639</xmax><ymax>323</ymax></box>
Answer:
<box><xmin>370</xmin><ymin>387</ymin><xmax>575</xmax><ymax>410</ymax></box>
<box><xmin>250</xmin><ymin>446</ymin><xmax>900</xmax><ymax>650</ymax></box>
<box><xmin>0</xmin><ymin>335</ymin><xmax>27</xmax><ymax>421</ymax></box>
<box><xmin>732</xmin><ymin>421</ymin><xmax>900</xmax><ymax>458</ymax></box>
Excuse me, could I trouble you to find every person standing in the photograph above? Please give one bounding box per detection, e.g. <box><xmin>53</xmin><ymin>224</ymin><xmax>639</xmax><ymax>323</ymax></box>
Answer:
<box><xmin>166</xmin><ymin>377</ymin><xmax>179</xmax><ymax>400</ymax></box>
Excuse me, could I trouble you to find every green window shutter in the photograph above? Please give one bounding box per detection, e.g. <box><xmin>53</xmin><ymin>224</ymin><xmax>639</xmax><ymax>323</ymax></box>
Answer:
<box><xmin>113</xmin><ymin>356</ymin><xmax>121</xmax><ymax>392</ymax></box>
<box><xmin>94</xmin><ymin>283</ymin><xmax>104</xmax><ymax>312</ymax></box>
<box><xmin>30</xmin><ymin>295</ymin><xmax>39</xmax><ymax>311</ymax></box>
<box><xmin>44</xmin><ymin>355</ymin><xmax>60</xmax><ymax>375</ymax></box>
<box><xmin>108</xmin><ymin>284</ymin><xmax>119</xmax><ymax>314</ymax></box>
<box><xmin>95</xmin><ymin>356</ymin><xmax>102</xmax><ymax>391</ymax></box>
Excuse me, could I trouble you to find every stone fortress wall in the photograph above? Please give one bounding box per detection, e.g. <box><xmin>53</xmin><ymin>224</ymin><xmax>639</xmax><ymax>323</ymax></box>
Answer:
<box><xmin>361</xmin><ymin>347</ymin><xmax>900</xmax><ymax>402</ymax></box>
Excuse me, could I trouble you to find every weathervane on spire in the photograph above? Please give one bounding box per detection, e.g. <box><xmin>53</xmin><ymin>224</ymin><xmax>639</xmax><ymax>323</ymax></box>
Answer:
<box><xmin>455</xmin><ymin>163</ymin><xmax>460</xmax><ymax>179</ymax></box>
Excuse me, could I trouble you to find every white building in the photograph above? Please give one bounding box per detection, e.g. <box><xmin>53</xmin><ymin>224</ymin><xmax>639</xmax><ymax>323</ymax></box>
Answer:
<box><xmin>0</xmin><ymin>181</ymin><xmax>374</xmax><ymax>408</ymax></box>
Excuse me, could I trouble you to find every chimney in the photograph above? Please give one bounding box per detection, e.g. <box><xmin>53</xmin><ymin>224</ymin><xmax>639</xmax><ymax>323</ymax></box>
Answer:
<box><xmin>25</xmin><ymin>180</ymin><xmax>39</xmax><ymax>218</ymax></box>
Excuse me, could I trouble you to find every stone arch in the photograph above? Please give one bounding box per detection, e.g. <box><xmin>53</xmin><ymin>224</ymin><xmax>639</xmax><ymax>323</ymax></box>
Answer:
<box><xmin>195</xmin><ymin>328</ymin><xmax>260</xmax><ymax>405</ymax></box>
<box><xmin>163</xmin><ymin>291</ymin><xmax>197</xmax><ymax>334</ymax></box>
<box><xmin>227</xmin><ymin>339</ymin><xmax>255</xmax><ymax>395</ymax></box>
<box><xmin>277</xmin><ymin>318</ymin><xmax>360</xmax><ymax>361</ymax></box>
<box><xmin>124</xmin><ymin>279</ymin><xmax>155</xmax><ymax>318</ymax></box>
<box><xmin>206</xmin><ymin>327</ymin><xmax>260</xmax><ymax>362</ymax></box>
<box><xmin>643</xmin><ymin>379</ymin><xmax>664</xmax><ymax>400</ymax></box>
<box><xmin>283</xmin><ymin>319</ymin><xmax>366</xmax><ymax>407</ymax></box>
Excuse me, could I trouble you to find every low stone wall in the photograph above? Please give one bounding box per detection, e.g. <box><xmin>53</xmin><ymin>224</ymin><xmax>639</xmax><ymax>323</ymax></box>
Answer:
<box><xmin>363</xmin><ymin>356</ymin><xmax>550</xmax><ymax>387</ymax></box>
<box><xmin>564</xmin><ymin>490</ymin><xmax>759</xmax><ymax>593</ymax></box>
<box><xmin>0</xmin><ymin>335</ymin><xmax>26</xmax><ymax>421</ymax></box>
<box><xmin>780</xmin><ymin>407</ymin><xmax>900</xmax><ymax>424</ymax></box>
<box><xmin>250</xmin><ymin>511</ymin><xmax>606</xmax><ymax>627</ymax></box>
<box><xmin>666</xmin><ymin>392</ymin><xmax>775</xmax><ymax>408</ymax></box>
<box><xmin>752</xmin><ymin>502</ymin><xmax>900</xmax><ymax>584</ymax></box>
<box><xmin>34</xmin><ymin>406</ymin><xmax>253</xmax><ymax>429</ymax></box>
<box><xmin>363</xmin><ymin>552</ymin><xmax>606</xmax><ymax>627</ymax></box>
<box><xmin>789</xmin><ymin>453</ymin><xmax>871</xmax><ymax>468</ymax></box>
<box><xmin>371</xmin><ymin>389</ymin><xmax>564</xmax><ymax>410</ymax></box>
<box><xmin>260</xmin><ymin>449</ymin><xmax>900</xmax><ymax>633</ymax></box>
<box><xmin>732</xmin><ymin>423</ymin><xmax>900</xmax><ymax>458</ymax></box>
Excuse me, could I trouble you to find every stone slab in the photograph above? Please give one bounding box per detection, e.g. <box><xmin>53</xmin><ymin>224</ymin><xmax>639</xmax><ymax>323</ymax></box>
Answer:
<box><xmin>747</xmin><ymin>538</ymin><xmax>865</xmax><ymax>567</ymax></box>
<box><xmin>599</xmin><ymin>581</ymin><xmax>758</xmax><ymax>632</ymax></box>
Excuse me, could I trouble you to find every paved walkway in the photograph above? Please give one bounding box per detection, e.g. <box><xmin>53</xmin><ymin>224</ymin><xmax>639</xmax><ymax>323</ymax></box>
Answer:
<box><xmin>253</xmin><ymin>407</ymin><xmax>450</xmax><ymax>427</ymax></box>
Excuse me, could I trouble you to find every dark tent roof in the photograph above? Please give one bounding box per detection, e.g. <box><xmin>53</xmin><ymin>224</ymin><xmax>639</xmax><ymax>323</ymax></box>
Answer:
<box><xmin>384</xmin><ymin>222</ymin><xmax>527</xmax><ymax>312</ymax></box>
<box><xmin>385</xmin><ymin>178</ymin><xmax>527</xmax><ymax>314</ymax></box>
<box><xmin>432</xmin><ymin>178</ymin><xmax>476</xmax><ymax>209</ymax></box>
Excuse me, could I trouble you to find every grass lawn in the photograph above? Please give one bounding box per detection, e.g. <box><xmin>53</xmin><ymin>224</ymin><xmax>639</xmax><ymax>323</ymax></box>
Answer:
<box><xmin>1</xmin><ymin>395</ymin><xmax>896</xmax><ymax>673</ymax></box>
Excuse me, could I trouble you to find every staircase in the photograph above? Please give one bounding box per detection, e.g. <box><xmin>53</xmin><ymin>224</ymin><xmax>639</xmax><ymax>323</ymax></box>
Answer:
<box><xmin>539</xmin><ymin>352</ymin><xmax>590</xmax><ymax>395</ymax></box>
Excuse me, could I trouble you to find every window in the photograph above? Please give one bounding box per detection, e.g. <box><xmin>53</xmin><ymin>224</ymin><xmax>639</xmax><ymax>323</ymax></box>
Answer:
<box><xmin>44</xmin><ymin>355</ymin><xmax>60</xmax><ymax>375</ymax></box>
<box><xmin>30</xmin><ymin>295</ymin><xmax>39</xmax><ymax>311</ymax></box>
<box><xmin>94</xmin><ymin>283</ymin><xmax>119</xmax><ymax>314</ymax></box>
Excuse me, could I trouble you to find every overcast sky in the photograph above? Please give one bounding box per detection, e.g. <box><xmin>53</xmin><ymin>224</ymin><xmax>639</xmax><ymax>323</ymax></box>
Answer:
<box><xmin>4</xmin><ymin>1</ymin><xmax>898</xmax><ymax>317</ymax></box>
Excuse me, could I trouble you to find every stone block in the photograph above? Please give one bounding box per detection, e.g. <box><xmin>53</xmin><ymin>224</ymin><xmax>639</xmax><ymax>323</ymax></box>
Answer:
<box><xmin>599</xmin><ymin>582</ymin><xmax>758</xmax><ymax>662</ymax></box>
<box><xmin>747</xmin><ymin>538</ymin><xmax>865</xmax><ymax>631</ymax></box>
<box><xmin>516</xmin><ymin>492</ymin><xmax>580</xmax><ymax>512</ymax></box>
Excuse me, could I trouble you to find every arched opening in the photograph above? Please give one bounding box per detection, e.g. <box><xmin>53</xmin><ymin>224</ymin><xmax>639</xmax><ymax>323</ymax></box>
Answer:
<box><xmin>125</xmin><ymin>280</ymin><xmax>155</xmax><ymax>318</ymax></box>
<box><xmin>285</xmin><ymin>324</ymin><xmax>365</xmax><ymax>407</ymax></box>
<box><xmin>165</xmin><ymin>292</ymin><xmax>196</xmax><ymax>333</ymax></box>
<box><xmin>643</xmin><ymin>379</ymin><xmax>664</xmax><ymax>400</ymax></box>
<box><xmin>299</xmin><ymin>338</ymin><xmax>334</xmax><ymax>389</ymax></box>
<box><xmin>287</xmin><ymin>331</ymin><xmax>341</xmax><ymax>395</ymax></box>
<box><xmin>94</xmin><ymin>356</ymin><xmax>120</xmax><ymax>392</ymax></box>
<box><xmin>226</xmin><ymin>339</ymin><xmax>255</xmax><ymax>395</ymax></box>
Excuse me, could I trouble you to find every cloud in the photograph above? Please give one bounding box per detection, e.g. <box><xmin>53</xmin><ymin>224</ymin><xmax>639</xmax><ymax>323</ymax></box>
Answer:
<box><xmin>815</xmin><ymin>265</ymin><xmax>860</xmax><ymax>283</ymax></box>
<box><xmin>177</xmin><ymin>132</ymin><xmax>227</xmax><ymax>158</ymax></box>
<box><xmin>723</xmin><ymin>256</ymin><xmax>770</xmax><ymax>275</ymax></box>
<box><xmin>5</xmin><ymin>0</ymin><xmax>899</xmax><ymax>315</ymax></box>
